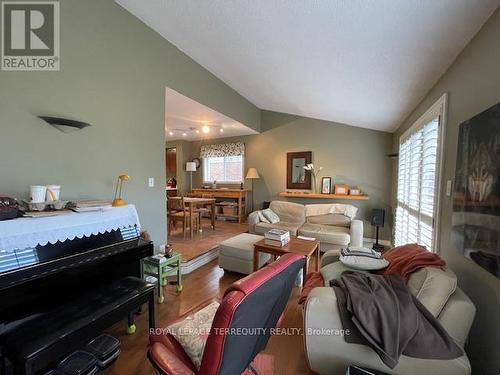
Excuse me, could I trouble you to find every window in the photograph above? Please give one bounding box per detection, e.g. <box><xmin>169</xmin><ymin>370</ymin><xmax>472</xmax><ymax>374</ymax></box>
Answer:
<box><xmin>203</xmin><ymin>155</ymin><xmax>243</xmax><ymax>184</ymax></box>
<box><xmin>394</xmin><ymin>94</ymin><xmax>447</xmax><ymax>251</ymax></box>
<box><xmin>200</xmin><ymin>142</ymin><xmax>245</xmax><ymax>184</ymax></box>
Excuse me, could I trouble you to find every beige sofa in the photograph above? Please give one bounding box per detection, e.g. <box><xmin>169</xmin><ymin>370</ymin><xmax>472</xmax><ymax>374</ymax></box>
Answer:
<box><xmin>304</xmin><ymin>257</ymin><xmax>476</xmax><ymax>375</ymax></box>
<box><xmin>248</xmin><ymin>201</ymin><xmax>363</xmax><ymax>252</ymax></box>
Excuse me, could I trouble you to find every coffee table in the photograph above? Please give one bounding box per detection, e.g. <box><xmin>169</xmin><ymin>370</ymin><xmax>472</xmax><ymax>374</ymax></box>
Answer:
<box><xmin>253</xmin><ymin>236</ymin><xmax>320</xmax><ymax>278</ymax></box>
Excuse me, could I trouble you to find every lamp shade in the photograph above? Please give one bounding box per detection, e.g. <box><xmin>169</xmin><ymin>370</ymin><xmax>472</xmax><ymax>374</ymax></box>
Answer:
<box><xmin>186</xmin><ymin>162</ymin><xmax>196</xmax><ymax>172</ymax></box>
<box><xmin>246</xmin><ymin>168</ymin><xmax>260</xmax><ymax>179</ymax></box>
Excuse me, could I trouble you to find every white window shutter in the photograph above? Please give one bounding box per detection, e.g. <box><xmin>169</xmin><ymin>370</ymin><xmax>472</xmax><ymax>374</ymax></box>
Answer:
<box><xmin>395</xmin><ymin>117</ymin><xmax>440</xmax><ymax>251</ymax></box>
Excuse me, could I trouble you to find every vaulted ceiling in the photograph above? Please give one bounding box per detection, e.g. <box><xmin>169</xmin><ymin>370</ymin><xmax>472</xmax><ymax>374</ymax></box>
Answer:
<box><xmin>118</xmin><ymin>0</ymin><xmax>500</xmax><ymax>132</ymax></box>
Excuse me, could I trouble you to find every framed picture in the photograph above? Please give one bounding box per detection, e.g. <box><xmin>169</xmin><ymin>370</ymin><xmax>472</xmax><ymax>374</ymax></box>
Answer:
<box><xmin>321</xmin><ymin>177</ymin><xmax>332</xmax><ymax>194</ymax></box>
<box><xmin>349</xmin><ymin>187</ymin><xmax>361</xmax><ymax>195</ymax></box>
<box><xmin>452</xmin><ymin>101</ymin><xmax>500</xmax><ymax>278</ymax></box>
<box><xmin>286</xmin><ymin>151</ymin><xmax>312</xmax><ymax>189</ymax></box>
<box><xmin>334</xmin><ymin>184</ymin><xmax>349</xmax><ymax>195</ymax></box>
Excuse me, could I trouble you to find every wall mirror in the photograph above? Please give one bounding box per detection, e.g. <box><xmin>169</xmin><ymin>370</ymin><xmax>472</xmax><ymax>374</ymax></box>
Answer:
<box><xmin>287</xmin><ymin>151</ymin><xmax>312</xmax><ymax>189</ymax></box>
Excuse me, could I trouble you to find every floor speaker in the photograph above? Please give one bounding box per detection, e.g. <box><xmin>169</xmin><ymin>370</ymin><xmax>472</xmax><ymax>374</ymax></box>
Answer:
<box><xmin>371</xmin><ymin>208</ymin><xmax>385</xmax><ymax>251</ymax></box>
<box><xmin>371</xmin><ymin>208</ymin><xmax>385</xmax><ymax>227</ymax></box>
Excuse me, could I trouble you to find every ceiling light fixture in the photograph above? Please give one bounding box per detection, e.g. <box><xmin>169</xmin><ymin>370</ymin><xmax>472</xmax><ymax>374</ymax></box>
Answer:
<box><xmin>167</xmin><ymin>125</ymin><xmax>227</xmax><ymax>138</ymax></box>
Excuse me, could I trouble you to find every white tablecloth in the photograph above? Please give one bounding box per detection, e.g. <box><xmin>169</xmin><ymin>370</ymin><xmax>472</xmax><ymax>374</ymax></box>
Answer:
<box><xmin>0</xmin><ymin>204</ymin><xmax>141</xmax><ymax>251</ymax></box>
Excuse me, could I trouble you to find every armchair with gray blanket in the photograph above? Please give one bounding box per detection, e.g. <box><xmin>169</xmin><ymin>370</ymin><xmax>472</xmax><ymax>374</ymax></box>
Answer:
<box><xmin>303</xmin><ymin>259</ymin><xmax>476</xmax><ymax>375</ymax></box>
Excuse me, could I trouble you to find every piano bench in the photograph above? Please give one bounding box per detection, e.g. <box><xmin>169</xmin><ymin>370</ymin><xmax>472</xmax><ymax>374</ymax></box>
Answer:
<box><xmin>1</xmin><ymin>276</ymin><xmax>155</xmax><ymax>375</ymax></box>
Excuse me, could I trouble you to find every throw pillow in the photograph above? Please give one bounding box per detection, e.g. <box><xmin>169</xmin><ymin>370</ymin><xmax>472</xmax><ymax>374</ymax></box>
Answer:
<box><xmin>262</xmin><ymin>208</ymin><xmax>280</xmax><ymax>224</ymax></box>
<box><xmin>257</xmin><ymin>210</ymin><xmax>271</xmax><ymax>223</ymax></box>
<box><xmin>340</xmin><ymin>247</ymin><xmax>389</xmax><ymax>271</ymax></box>
<box><xmin>168</xmin><ymin>301</ymin><xmax>220</xmax><ymax>369</ymax></box>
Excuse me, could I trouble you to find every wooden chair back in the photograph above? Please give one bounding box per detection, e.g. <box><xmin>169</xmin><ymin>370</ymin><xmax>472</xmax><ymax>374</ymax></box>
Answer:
<box><xmin>167</xmin><ymin>196</ymin><xmax>185</xmax><ymax>212</ymax></box>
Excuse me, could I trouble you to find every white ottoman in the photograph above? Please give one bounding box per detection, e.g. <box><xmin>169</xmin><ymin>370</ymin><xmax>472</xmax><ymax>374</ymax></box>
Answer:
<box><xmin>218</xmin><ymin>233</ymin><xmax>271</xmax><ymax>274</ymax></box>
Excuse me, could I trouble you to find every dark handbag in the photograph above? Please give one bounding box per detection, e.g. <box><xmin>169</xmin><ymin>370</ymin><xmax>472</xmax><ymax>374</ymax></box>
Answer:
<box><xmin>0</xmin><ymin>196</ymin><xmax>20</xmax><ymax>220</ymax></box>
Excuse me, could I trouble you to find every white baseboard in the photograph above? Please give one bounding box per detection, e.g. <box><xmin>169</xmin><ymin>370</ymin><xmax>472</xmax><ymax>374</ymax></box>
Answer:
<box><xmin>180</xmin><ymin>248</ymin><xmax>219</xmax><ymax>274</ymax></box>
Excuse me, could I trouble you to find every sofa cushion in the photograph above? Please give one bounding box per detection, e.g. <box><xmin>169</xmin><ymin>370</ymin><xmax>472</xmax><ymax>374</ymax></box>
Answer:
<box><xmin>298</xmin><ymin>223</ymin><xmax>350</xmax><ymax>246</ymax></box>
<box><xmin>219</xmin><ymin>233</ymin><xmax>265</xmax><ymax>261</ymax></box>
<box><xmin>329</xmin><ymin>204</ymin><xmax>358</xmax><ymax>219</ymax></box>
<box><xmin>305</xmin><ymin>203</ymin><xmax>358</xmax><ymax>219</ymax></box>
<box><xmin>408</xmin><ymin>267</ymin><xmax>457</xmax><ymax>317</ymax></box>
<box><xmin>254</xmin><ymin>221</ymin><xmax>302</xmax><ymax>236</ymax></box>
<box><xmin>305</xmin><ymin>204</ymin><xmax>337</xmax><ymax>217</ymax></box>
<box><xmin>306</xmin><ymin>214</ymin><xmax>351</xmax><ymax>227</ymax></box>
<box><xmin>269</xmin><ymin>201</ymin><xmax>306</xmax><ymax>224</ymax></box>
<box><xmin>262</xmin><ymin>208</ymin><xmax>280</xmax><ymax>224</ymax></box>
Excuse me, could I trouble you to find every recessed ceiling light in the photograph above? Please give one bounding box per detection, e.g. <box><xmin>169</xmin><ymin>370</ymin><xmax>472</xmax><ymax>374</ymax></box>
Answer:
<box><xmin>202</xmin><ymin>126</ymin><xmax>210</xmax><ymax>134</ymax></box>
<box><xmin>196</xmin><ymin>130</ymin><xmax>200</xmax><ymax>134</ymax></box>
<box><xmin>219</xmin><ymin>128</ymin><xmax>224</xmax><ymax>133</ymax></box>
<box><xmin>168</xmin><ymin>131</ymin><xmax>173</xmax><ymax>136</ymax></box>
<box><xmin>182</xmin><ymin>132</ymin><xmax>187</xmax><ymax>137</ymax></box>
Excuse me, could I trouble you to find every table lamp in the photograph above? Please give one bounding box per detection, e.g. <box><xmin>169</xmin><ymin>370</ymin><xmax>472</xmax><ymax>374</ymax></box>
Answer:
<box><xmin>112</xmin><ymin>174</ymin><xmax>130</xmax><ymax>207</ymax></box>
<box><xmin>246</xmin><ymin>168</ymin><xmax>260</xmax><ymax>212</ymax></box>
<box><xmin>186</xmin><ymin>162</ymin><xmax>196</xmax><ymax>192</ymax></box>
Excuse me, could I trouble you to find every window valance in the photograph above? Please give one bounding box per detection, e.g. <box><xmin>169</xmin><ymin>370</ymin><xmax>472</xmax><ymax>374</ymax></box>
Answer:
<box><xmin>200</xmin><ymin>142</ymin><xmax>245</xmax><ymax>158</ymax></box>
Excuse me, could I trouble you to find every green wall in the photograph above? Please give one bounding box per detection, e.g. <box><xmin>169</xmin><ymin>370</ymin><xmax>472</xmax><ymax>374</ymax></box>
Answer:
<box><xmin>190</xmin><ymin>111</ymin><xmax>394</xmax><ymax>240</ymax></box>
<box><xmin>392</xmin><ymin>8</ymin><xmax>500</xmax><ymax>374</ymax></box>
<box><xmin>0</xmin><ymin>0</ymin><xmax>260</xmax><ymax>247</ymax></box>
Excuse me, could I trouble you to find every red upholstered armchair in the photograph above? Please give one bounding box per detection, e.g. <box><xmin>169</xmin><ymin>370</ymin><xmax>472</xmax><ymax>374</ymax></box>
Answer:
<box><xmin>148</xmin><ymin>253</ymin><xmax>305</xmax><ymax>375</ymax></box>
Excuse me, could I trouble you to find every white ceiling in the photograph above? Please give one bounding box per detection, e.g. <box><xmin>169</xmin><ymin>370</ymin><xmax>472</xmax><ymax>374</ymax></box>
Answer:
<box><xmin>165</xmin><ymin>88</ymin><xmax>258</xmax><ymax>141</ymax></box>
<box><xmin>118</xmin><ymin>0</ymin><xmax>500</xmax><ymax>132</ymax></box>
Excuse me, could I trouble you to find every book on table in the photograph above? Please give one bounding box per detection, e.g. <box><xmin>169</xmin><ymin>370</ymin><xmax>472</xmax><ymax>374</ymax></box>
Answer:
<box><xmin>264</xmin><ymin>229</ymin><xmax>290</xmax><ymax>242</ymax></box>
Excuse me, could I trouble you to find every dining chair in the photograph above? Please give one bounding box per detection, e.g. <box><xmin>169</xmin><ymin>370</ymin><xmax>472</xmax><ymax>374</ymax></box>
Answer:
<box><xmin>167</xmin><ymin>197</ymin><xmax>200</xmax><ymax>238</ymax></box>
<box><xmin>198</xmin><ymin>193</ymin><xmax>215</xmax><ymax>220</ymax></box>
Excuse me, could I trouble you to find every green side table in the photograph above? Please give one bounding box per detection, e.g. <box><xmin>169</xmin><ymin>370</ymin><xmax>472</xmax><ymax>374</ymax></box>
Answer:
<box><xmin>141</xmin><ymin>253</ymin><xmax>182</xmax><ymax>303</ymax></box>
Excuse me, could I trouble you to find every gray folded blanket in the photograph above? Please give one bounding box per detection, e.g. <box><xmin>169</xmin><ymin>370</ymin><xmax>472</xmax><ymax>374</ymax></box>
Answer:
<box><xmin>331</xmin><ymin>271</ymin><xmax>463</xmax><ymax>369</ymax></box>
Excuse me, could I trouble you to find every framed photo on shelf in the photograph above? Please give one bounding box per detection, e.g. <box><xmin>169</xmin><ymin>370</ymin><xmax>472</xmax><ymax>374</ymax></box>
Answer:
<box><xmin>334</xmin><ymin>184</ymin><xmax>349</xmax><ymax>195</ymax></box>
<box><xmin>349</xmin><ymin>187</ymin><xmax>361</xmax><ymax>195</ymax></box>
<box><xmin>321</xmin><ymin>177</ymin><xmax>332</xmax><ymax>194</ymax></box>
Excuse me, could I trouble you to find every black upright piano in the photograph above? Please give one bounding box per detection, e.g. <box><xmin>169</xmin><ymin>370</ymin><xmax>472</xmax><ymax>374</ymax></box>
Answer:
<box><xmin>0</xmin><ymin>228</ymin><xmax>155</xmax><ymax>374</ymax></box>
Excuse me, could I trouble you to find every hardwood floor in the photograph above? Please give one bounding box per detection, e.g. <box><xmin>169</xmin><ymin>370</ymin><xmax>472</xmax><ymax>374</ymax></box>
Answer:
<box><xmin>168</xmin><ymin>218</ymin><xmax>248</xmax><ymax>261</ymax></box>
<box><xmin>102</xmin><ymin>259</ymin><xmax>316</xmax><ymax>375</ymax></box>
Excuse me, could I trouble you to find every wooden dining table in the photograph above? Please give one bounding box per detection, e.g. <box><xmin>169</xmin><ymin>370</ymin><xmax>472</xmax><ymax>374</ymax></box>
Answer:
<box><xmin>182</xmin><ymin>197</ymin><xmax>216</xmax><ymax>238</ymax></box>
